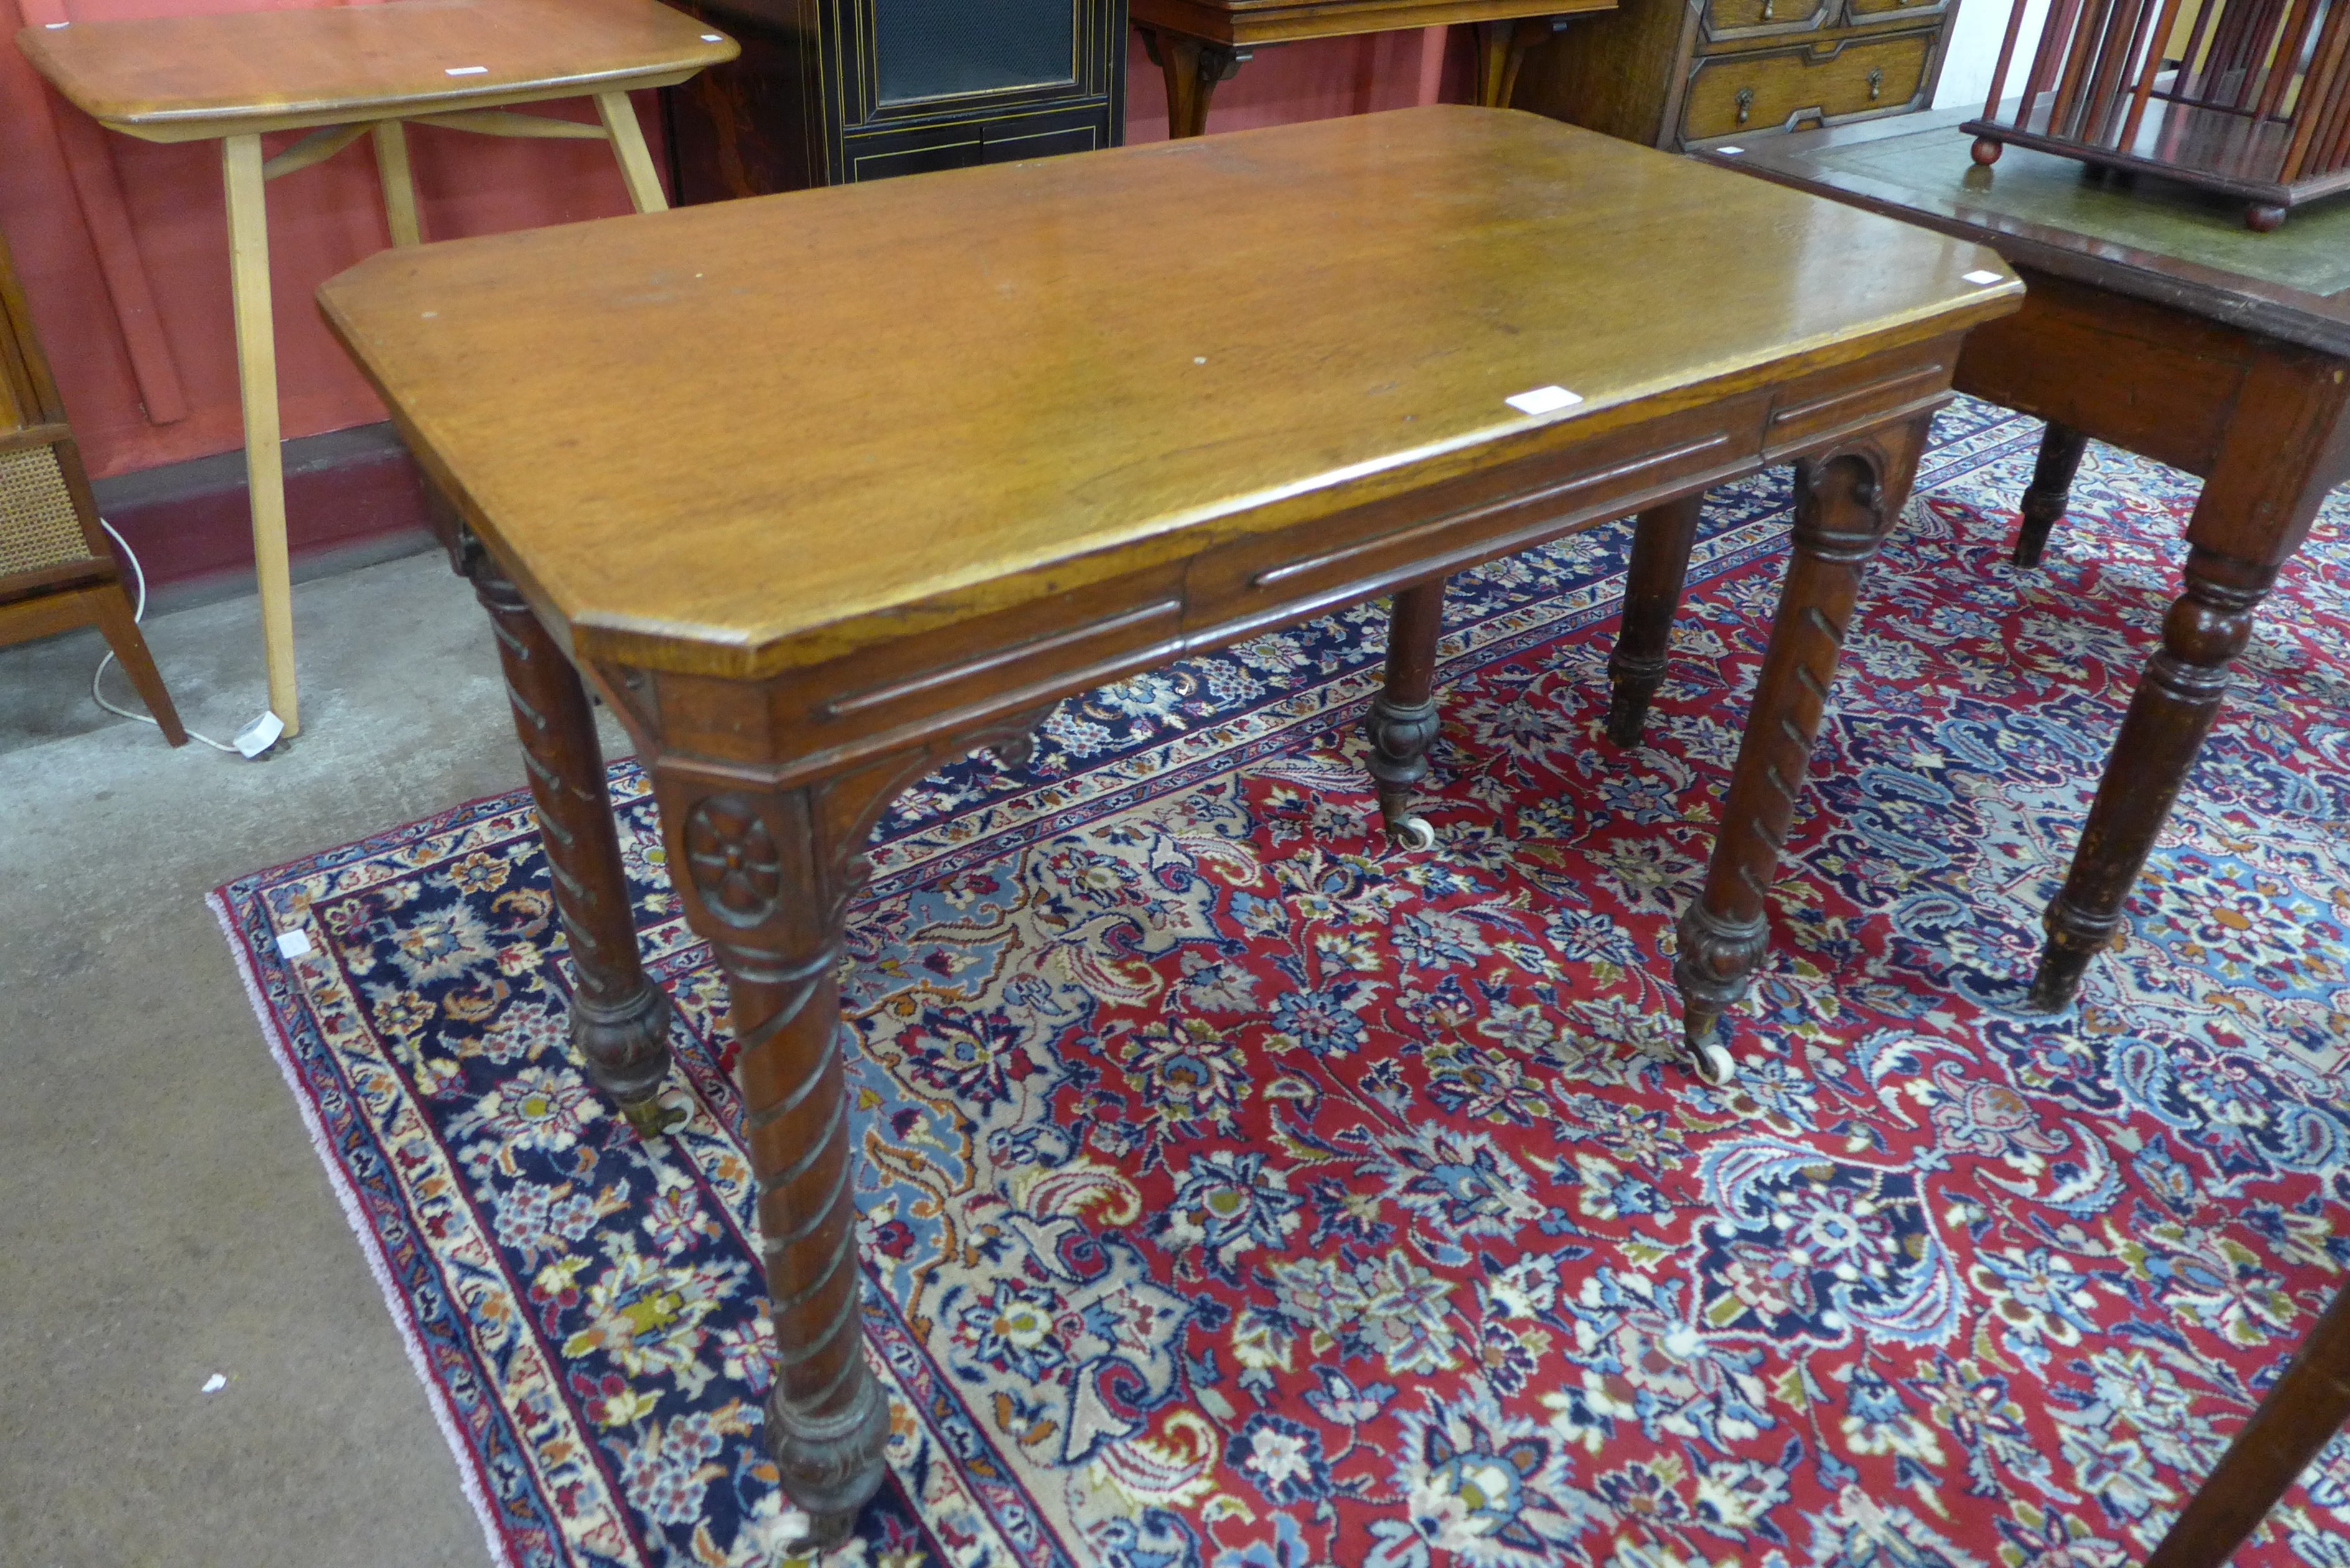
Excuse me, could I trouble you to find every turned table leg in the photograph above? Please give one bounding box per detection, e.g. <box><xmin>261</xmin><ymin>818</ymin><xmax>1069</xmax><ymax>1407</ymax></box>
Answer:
<box><xmin>2013</xmin><ymin>419</ymin><xmax>2089</xmax><ymax>567</ymax></box>
<box><xmin>2028</xmin><ymin>348</ymin><xmax>2349</xmax><ymax>1009</ymax></box>
<box><xmin>1368</xmin><ymin>578</ymin><xmax>1446</xmax><ymax>849</ymax></box>
<box><xmin>2028</xmin><ymin>547</ymin><xmax>2272</xmax><ymax>1009</ymax></box>
<box><xmin>653</xmin><ymin>776</ymin><xmax>891</xmax><ymax>1544</ymax></box>
<box><xmin>464</xmin><ymin>553</ymin><xmax>676</xmax><ymax>1135</ymax></box>
<box><xmin>2146</xmin><ymin>1282</ymin><xmax>2350</xmax><ymax>1568</ymax></box>
<box><xmin>1675</xmin><ymin>419</ymin><xmax>1929</xmax><ymax>1075</ymax></box>
<box><xmin>1606</xmin><ymin>493</ymin><xmax>1705</xmax><ymax>746</ymax></box>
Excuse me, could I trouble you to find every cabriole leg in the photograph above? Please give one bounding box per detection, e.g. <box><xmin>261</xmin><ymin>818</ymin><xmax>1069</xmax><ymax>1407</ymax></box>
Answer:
<box><xmin>465</xmin><ymin>553</ymin><xmax>675</xmax><ymax>1136</ymax></box>
<box><xmin>1606</xmin><ymin>493</ymin><xmax>1704</xmax><ymax>746</ymax></box>
<box><xmin>1674</xmin><ymin>419</ymin><xmax>1929</xmax><ymax>1071</ymax></box>
<box><xmin>1368</xmin><ymin>578</ymin><xmax>1446</xmax><ymax>849</ymax></box>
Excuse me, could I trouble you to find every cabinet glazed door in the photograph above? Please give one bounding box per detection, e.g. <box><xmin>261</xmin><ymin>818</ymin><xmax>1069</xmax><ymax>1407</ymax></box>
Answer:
<box><xmin>873</xmin><ymin>0</ymin><xmax>1079</xmax><ymax>104</ymax></box>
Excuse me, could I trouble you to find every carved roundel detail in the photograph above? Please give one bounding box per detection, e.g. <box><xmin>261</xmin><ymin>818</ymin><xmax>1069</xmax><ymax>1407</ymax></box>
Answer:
<box><xmin>683</xmin><ymin>793</ymin><xmax>782</xmax><ymax>928</ymax></box>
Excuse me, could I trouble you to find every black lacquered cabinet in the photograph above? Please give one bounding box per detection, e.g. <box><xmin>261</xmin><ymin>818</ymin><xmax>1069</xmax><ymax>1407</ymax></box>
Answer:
<box><xmin>663</xmin><ymin>0</ymin><xmax>1126</xmax><ymax>198</ymax></box>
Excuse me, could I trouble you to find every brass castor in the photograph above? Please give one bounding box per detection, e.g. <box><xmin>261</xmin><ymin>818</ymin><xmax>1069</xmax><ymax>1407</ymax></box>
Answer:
<box><xmin>619</xmin><ymin>1092</ymin><xmax>685</xmax><ymax>1141</ymax></box>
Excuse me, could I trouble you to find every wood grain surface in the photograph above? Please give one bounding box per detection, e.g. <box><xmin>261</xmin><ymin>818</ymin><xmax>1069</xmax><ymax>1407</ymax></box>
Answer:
<box><xmin>321</xmin><ymin>105</ymin><xmax>2018</xmax><ymax>676</ymax></box>
<box><xmin>15</xmin><ymin>0</ymin><xmax>735</xmax><ymax>139</ymax></box>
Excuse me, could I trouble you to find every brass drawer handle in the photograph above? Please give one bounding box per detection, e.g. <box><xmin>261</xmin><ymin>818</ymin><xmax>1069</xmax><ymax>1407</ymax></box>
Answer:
<box><xmin>1867</xmin><ymin>67</ymin><xmax>1883</xmax><ymax>100</ymax></box>
<box><xmin>1735</xmin><ymin>85</ymin><xmax>1754</xmax><ymax>123</ymax></box>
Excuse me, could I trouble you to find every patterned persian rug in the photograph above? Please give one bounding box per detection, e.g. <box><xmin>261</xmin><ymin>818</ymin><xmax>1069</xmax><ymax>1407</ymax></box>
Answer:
<box><xmin>213</xmin><ymin>396</ymin><xmax>2350</xmax><ymax>1568</ymax></box>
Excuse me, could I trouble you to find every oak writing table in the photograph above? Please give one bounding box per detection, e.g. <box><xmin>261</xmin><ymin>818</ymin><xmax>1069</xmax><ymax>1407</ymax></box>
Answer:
<box><xmin>1131</xmin><ymin>0</ymin><xmax>1616</xmax><ymax>137</ymax></box>
<box><xmin>1698</xmin><ymin>110</ymin><xmax>2350</xmax><ymax>1014</ymax></box>
<box><xmin>16</xmin><ymin>0</ymin><xmax>736</xmax><ymax>735</ymax></box>
<box><xmin>320</xmin><ymin>105</ymin><xmax>2018</xmax><ymax>1540</ymax></box>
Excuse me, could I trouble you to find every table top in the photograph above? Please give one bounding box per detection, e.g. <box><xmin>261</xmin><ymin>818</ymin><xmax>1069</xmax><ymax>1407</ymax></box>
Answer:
<box><xmin>1131</xmin><ymin>0</ymin><xmax>1616</xmax><ymax>46</ymax></box>
<box><xmin>1700</xmin><ymin>108</ymin><xmax>2350</xmax><ymax>357</ymax></box>
<box><xmin>321</xmin><ymin>105</ymin><xmax>2016</xmax><ymax>678</ymax></box>
<box><xmin>14</xmin><ymin>0</ymin><xmax>735</xmax><ymax>142</ymax></box>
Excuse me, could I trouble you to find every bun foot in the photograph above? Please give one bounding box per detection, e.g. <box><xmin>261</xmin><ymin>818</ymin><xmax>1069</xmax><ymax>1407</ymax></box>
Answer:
<box><xmin>2246</xmin><ymin>202</ymin><xmax>2287</xmax><ymax>232</ymax></box>
<box><xmin>1970</xmin><ymin>136</ymin><xmax>2003</xmax><ymax>166</ymax></box>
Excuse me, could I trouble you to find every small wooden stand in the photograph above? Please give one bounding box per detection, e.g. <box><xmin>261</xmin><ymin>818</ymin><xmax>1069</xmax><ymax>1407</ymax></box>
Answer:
<box><xmin>1965</xmin><ymin>0</ymin><xmax>2350</xmax><ymax>230</ymax></box>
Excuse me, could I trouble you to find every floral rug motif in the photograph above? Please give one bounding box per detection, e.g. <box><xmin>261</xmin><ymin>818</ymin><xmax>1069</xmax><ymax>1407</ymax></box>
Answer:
<box><xmin>213</xmin><ymin>396</ymin><xmax>2350</xmax><ymax>1568</ymax></box>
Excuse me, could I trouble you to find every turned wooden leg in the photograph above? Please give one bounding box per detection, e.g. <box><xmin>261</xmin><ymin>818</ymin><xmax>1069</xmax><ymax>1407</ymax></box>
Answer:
<box><xmin>1368</xmin><ymin>578</ymin><xmax>1446</xmax><ymax>846</ymax></box>
<box><xmin>1138</xmin><ymin>26</ymin><xmax>1245</xmax><ymax>139</ymax></box>
<box><xmin>1675</xmin><ymin>419</ymin><xmax>1929</xmax><ymax>1065</ymax></box>
<box><xmin>654</xmin><ymin>777</ymin><xmax>889</xmax><ymax>1544</ymax></box>
<box><xmin>464</xmin><ymin>552</ymin><xmax>675</xmax><ymax>1135</ymax></box>
<box><xmin>2146</xmin><ymin>1282</ymin><xmax>2350</xmax><ymax>1568</ymax></box>
<box><xmin>2013</xmin><ymin>420</ymin><xmax>2089</xmax><ymax>567</ymax></box>
<box><xmin>2029</xmin><ymin>548</ymin><xmax>2272</xmax><ymax>1009</ymax></box>
<box><xmin>88</xmin><ymin>579</ymin><xmax>187</xmax><ymax>746</ymax></box>
<box><xmin>1606</xmin><ymin>493</ymin><xmax>1705</xmax><ymax>746</ymax></box>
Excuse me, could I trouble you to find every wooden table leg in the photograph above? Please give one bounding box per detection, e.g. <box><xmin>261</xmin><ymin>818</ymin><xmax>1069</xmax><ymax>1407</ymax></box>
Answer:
<box><xmin>372</xmin><ymin>122</ymin><xmax>424</xmax><ymax>247</ymax></box>
<box><xmin>90</xmin><ymin>579</ymin><xmax>189</xmax><ymax>746</ymax></box>
<box><xmin>2013</xmin><ymin>419</ymin><xmax>2088</xmax><ymax>567</ymax></box>
<box><xmin>2146</xmin><ymin>1282</ymin><xmax>2350</xmax><ymax>1568</ymax></box>
<box><xmin>594</xmin><ymin>91</ymin><xmax>668</xmax><ymax>213</ymax></box>
<box><xmin>222</xmin><ymin>133</ymin><xmax>298</xmax><ymax>735</ymax></box>
<box><xmin>2029</xmin><ymin>352</ymin><xmax>2349</xmax><ymax>1009</ymax></box>
<box><xmin>1138</xmin><ymin>27</ymin><xmax>1246</xmax><ymax>139</ymax></box>
<box><xmin>1368</xmin><ymin>578</ymin><xmax>1446</xmax><ymax>846</ymax></box>
<box><xmin>1675</xmin><ymin>416</ymin><xmax>1931</xmax><ymax>1073</ymax></box>
<box><xmin>651</xmin><ymin>771</ymin><xmax>892</xmax><ymax>1545</ymax></box>
<box><xmin>461</xmin><ymin>548</ymin><xmax>676</xmax><ymax>1135</ymax></box>
<box><xmin>1606</xmin><ymin>493</ymin><xmax>1705</xmax><ymax>746</ymax></box>
<box><xmin>1472</xmin><ymin>17</ymin><xmax>1558</xmax><ymax>108</ymax></box>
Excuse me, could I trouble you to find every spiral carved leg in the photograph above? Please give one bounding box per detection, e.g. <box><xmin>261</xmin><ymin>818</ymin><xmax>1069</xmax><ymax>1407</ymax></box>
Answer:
<box><xmin>469</xmin><ymin>560</ymin><xmax>674</xmax><ymax>1129</ymax></box>
<box><xmin>663</xmin><ymin>781</ymin><xmax>888</xmax><ymax>1536</ymax></box>
<box><xmin>2029</xmin><ymin>551</ymin><xmax>2270</xmax><ymax>1010</ymax></box>
<box><xmin>2012</xmin><ymin>421</ymin><xmax>2088</xmax><ymax>568</ymax></box>
<box><xmin>1368</xmin><ymin>579</ymin><xmax>1447</xmax><ymax>839</ymax></box>
<box><xmin>1607</xmin><ymin>494</ymin><xmax>1704</xmax><ymax>746</ymax></box>
<box><xmin>1675</xmin><ymin>424</ymin><xmax>1926</xmax><ymax>1053</ymax></box>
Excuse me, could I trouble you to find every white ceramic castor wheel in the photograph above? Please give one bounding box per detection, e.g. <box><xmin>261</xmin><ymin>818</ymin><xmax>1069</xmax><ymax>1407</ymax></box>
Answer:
<box><xmin>1393</xmin><ymin>815</ymin><xmax>1436</xmax><ymax>851</ymax></box>
<box><xmin>1693</xmin><ymin>1040</ymin><xmax>1736</xmax><ymax>1086</ymax></box>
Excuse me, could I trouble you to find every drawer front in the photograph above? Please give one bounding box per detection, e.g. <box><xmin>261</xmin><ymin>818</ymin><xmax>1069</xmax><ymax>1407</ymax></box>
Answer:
<box><xmin>1680</xmin><ymin>31</ymin><xmax>1936</xmax><ymax>146</ymax></box>
<box><xmin>1183</xmin><ymin>396</ymin><xmax>1771</xmax><ymax>648</ymax></box>
<box><xmin>1841</xmin><ymin>0</ymin><xmax>1953</xmax><ymax>26</ymax></box>
<box><xmin>1759</xmin><ymin>337</ymin><xmax>1957</xmax><ymax>459</ymax></box>
<box><xmin>1703</xmin><ymin>0</ymin><xmax>1837</xmax><ymax>45</ymax></box>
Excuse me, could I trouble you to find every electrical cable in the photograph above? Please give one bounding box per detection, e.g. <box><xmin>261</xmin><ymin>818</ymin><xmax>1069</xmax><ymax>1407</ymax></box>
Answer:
<box><xmin>91</xmin><ymin>518</ymin><xmax>240</xmax><ymax>752</ymax></box>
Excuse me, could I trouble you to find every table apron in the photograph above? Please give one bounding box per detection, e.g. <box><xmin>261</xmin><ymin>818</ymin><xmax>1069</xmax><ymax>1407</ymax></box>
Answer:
<box><xmin>609</xmin><ymin>369</ymin><xmax>1959</xmax><ymax>792</ymax></box>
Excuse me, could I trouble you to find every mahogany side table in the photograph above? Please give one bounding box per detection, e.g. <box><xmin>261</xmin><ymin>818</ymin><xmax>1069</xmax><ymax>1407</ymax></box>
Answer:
<box><xmin>16</xmin><ymin>0</ymin><xmax>736</xmax><ymax>735</ymax></box>
<box><xmin>1700</xmin><ymin>109</ymin><xmax>2350</xmax><ymax>1012</ymax></box>
<box><xmin>321</xmin><ymin>106</ymin><xmax>2015</xmax><ymax>1540</ymax></box>
<box><xmin>1131</xmin><ymin>0</ymin><xmax>1617</xmax><ymax>137</ymax></box>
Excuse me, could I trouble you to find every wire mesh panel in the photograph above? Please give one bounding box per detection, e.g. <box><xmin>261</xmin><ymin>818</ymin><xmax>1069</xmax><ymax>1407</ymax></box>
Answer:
<box><xmin>873</xmin><ymin>0</ymin><xmax>1075</xmax><ymax>105</ymax></box>
<box><xmin>1966</xmin><ymin>0</ymin><xmax>2350</xmax><ymax>226</ymax></box>
<box><xmin>0</xmin><ymin>442</ymin><xmax>96</xmax><ymax>578</ymax></box>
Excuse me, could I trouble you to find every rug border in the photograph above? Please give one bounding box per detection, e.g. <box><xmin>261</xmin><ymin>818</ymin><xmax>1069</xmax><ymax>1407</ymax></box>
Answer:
<box><xmin>205</xmin><ymin>889</ymin><xmax>520</xmax><ymax>1568</ymax></box>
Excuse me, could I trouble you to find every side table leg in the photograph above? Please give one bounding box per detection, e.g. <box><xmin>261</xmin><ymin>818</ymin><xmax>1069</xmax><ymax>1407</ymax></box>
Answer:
<box><xmin>2146</xmin><ymin>1282</ymin><xmax>2350</xmax><ymax>1568</ymax></box>
<box><xmin>1138</xmin><ymin>27</ymin><xmax>1245</xmax><ymax>138</ymax></box>
<box><xmin>467</xmin><ymin>558</ymin><xmax>676</xmax><ymax>1135</ymax></box>
<box><xmin>2013</xmin><ymin>420</ymin><xmax>2088</xmax><ymax>567</ymax></box>
<box><xmin>595</xmin><ymin>92</ymin><xmax>669</xmax><ymax>213</ymax></box>
<box><xmin>222</xmin><ymin>134</ymin><xmax>298</xmax><ymax>735</ymax></box>
<box><xmin>1675</xmin><ymin>419</ymin><xmax>1929</xmax><ymax>1071</ymax></box>
<box><xmin>2028</xmin><ymin>548</ymin><xmax>2271</xmax><ymax>1009</ymax></box>
<box><xmin>1606</xmin><ymin>493</ymin><xmax>1704</xmax><ymax>746</ymax></box>
<box><xmin>372</xmin><ymin>122</ymin><xmax>424</xmax><ymax>247</ymax></box>
<box><xmin>653</xmin><ymin>777</ymin><xmax>891</xmax><ymax>1545</ymax></box>
<box><xmin>1367</xmin><ymin>579</ymin><xmax>1446</xmax><ymax>848</ymax></box>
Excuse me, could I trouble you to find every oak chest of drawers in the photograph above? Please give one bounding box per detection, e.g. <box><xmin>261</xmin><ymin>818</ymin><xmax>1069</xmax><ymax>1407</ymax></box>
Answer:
<box><xmin>1512</xmin><ymin>0</ymin><xmax>1956</xmax><ymax>151</ymax></box>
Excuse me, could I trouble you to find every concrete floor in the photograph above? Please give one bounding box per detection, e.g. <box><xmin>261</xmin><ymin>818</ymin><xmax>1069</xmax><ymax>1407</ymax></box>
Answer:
<box><xmin>0</xmin><ymin>548</ymin><xmax>629</xmax><ymax>1567</ymax></box>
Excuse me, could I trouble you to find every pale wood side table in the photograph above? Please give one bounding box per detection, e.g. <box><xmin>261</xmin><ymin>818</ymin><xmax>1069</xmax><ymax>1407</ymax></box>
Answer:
<box><xmin>16</xmin><ymin>0</ymin><xmax>736</xmax><ymax>733</ymax></box>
